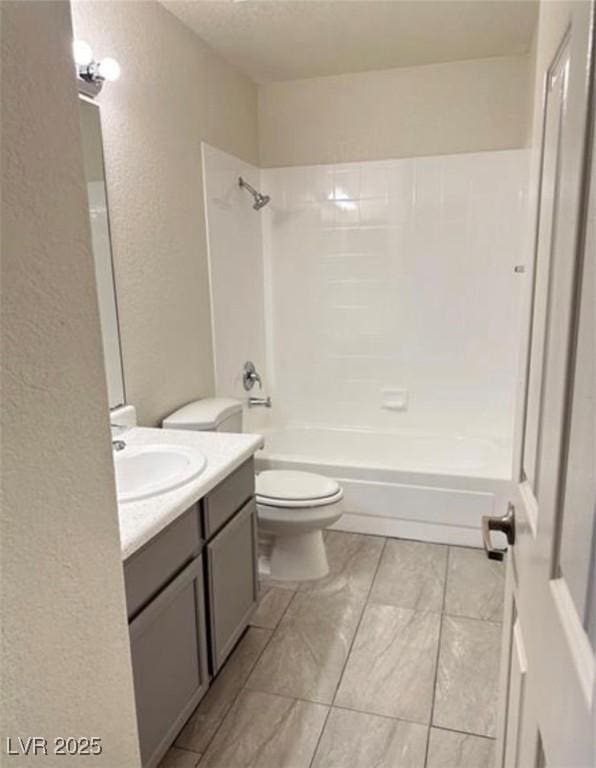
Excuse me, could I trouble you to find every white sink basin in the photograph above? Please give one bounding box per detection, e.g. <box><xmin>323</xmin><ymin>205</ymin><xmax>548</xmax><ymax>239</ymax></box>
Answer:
<box><xmin>114</xmin><ymin>444</ymin><xmax>207</xmax><ymax>503</ymax></box>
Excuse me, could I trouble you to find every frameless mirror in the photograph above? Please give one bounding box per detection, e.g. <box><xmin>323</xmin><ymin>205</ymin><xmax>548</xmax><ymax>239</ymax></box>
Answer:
<box><xmin>78</xmin><ymin>96</ymin><xmax>125</xmax><ymax>408</ymax></box>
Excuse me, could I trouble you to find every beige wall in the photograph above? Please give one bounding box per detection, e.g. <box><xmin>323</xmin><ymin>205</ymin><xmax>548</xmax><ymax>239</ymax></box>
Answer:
<box><xmin>72</xmin><ymin>0</ymin><xmax>259</xmax><ymax>426</ymax></box>
<box><xmin>1</xmin><ymin>2</ymin><xmax>141</xmax><ymax>764</ymax></box>
<box><xmin>258</xmin><ymin>54</ymin><xmax>534</xmax><ymax>168</ymax></box>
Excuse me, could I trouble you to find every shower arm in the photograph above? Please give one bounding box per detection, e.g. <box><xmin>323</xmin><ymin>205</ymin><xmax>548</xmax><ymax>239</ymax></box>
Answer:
<box><xmin>238</xmin><ymin>176</ymin><xmax>270</xmax><ymax>210</ymax></box>
<box><xmin>238</xmin><ymin>177</ymin><xmax>259</xmax><ymax>197</ymax></box>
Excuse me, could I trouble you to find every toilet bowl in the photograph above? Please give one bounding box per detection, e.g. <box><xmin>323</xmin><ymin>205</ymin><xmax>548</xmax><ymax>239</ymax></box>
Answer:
<box><xmin>256</xmin><ymin>470</ymin><xmax>343</xmax><ymax>581</ymax></box>
<box><xmin>162</xmin><ymin>398</ymin><xmax>343</xmax><ymax>582</ymax></box>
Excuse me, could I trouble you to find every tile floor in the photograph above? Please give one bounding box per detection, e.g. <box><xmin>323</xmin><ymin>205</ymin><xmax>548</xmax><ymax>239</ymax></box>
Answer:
<box><xmin>161</xmin><ymin>532</ymin><xmax>504</xmax><ymax>768</ymax></box>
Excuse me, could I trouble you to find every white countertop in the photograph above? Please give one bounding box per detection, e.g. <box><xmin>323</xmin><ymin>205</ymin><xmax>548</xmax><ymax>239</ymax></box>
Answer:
<box><xmin>117</xmin><ymin>427</ymin><xmax>263</xmax><ymax>560</ymax></box>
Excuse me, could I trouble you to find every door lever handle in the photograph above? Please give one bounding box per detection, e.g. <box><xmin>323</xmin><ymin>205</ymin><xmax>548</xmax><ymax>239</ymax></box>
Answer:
<box><xmin>482</xmin><ymin>503</ymin><xmax>515</xmax><ymax>561</ymax></box>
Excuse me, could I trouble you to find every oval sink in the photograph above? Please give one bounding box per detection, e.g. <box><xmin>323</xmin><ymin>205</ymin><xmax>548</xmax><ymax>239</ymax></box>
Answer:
<box><xmin>114</xmin><ymin>444</ymin><xmax>207</xmax><ymax>503</ymax></box>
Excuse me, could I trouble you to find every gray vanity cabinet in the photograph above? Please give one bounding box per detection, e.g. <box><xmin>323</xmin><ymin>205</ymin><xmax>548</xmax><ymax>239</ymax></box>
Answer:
<box><xmin>123</xmin><ymin>458</ymin><xmax>258</xmax><ymax>766</ymax></box>
<box><xmin>129</xmin><ymin>554</ymin><xmax>209</xmax><ymax>768</ymax></box>
<box><xmin>206</xmin><ymin>497</ymin><xmax>258</xmax><ymax>672</ymax></box>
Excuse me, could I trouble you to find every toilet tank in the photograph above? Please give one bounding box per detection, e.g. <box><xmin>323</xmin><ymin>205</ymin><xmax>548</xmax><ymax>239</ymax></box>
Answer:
<box><xmin>162</xmin><ymin>398</ymin><xmax>243</xmax><ymax>433</ymax></box>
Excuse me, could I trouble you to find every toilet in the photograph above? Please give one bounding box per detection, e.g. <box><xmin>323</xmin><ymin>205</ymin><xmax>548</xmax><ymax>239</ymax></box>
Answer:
<box><xmin>162</xmin><ymin>398</ymin><xmax>343</xmax><ymax>582</ymax></box>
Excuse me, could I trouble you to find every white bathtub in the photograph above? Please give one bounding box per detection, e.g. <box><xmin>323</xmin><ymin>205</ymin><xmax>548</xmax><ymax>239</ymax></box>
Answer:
<box><xmin>254</xmin><ymin>426</ymin><xmax>513</xmax><ymax>548</ymax></box>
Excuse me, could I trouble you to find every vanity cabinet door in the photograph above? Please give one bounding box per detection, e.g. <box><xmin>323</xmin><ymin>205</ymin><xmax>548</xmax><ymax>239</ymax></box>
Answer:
<box><xmin>129</xmin><ymin>554</ymin><xmax>209</xmax><ymax>768</ymax></box>
<box><xmin>206</xmin><ymin>497</ymin><xmax>258</xmax><ymax>673</ymax></box>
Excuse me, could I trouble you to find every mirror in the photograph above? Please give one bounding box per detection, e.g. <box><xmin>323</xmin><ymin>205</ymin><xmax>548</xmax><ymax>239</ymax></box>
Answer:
<box><xmin>78</xmin><ymin>96</ymin><xmax>125</xmax><ymax>408</ymax></box>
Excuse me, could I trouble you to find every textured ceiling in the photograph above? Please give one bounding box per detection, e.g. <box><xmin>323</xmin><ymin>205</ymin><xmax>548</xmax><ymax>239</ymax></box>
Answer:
<box><xmin>162</xmin><ymin>0</ymin><xmax>538</xmax><ymax>83</ymax></box>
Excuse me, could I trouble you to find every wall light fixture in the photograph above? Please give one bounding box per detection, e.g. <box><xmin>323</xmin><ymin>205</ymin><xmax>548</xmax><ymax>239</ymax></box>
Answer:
<box><xmin>73</xmin><ymin>40</ymin><xmax>121</xmax><ymax>97</ymax></box>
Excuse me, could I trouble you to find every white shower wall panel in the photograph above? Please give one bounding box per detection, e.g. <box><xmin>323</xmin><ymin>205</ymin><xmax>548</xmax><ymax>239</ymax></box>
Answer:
<box><xmin>202</xmin><ymin>143</ymin><xmax>267</xmax><ymax>399</ymax></box>
<box><xmin>261</xmin><ymin>150</ymin><xmax>529</xmax><ymax>450</ymax></box>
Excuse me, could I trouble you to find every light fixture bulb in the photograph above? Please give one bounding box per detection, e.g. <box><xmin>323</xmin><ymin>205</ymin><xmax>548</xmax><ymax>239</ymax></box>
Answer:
<box><xmin>73</xmin><ymin>40</ymin><xmax>93</xmax><ymax>66</ymax></box>
<box><xmin>97</xmin><ymin>57</ymin><xmax>121</xmax><ymax>82</ymax></box>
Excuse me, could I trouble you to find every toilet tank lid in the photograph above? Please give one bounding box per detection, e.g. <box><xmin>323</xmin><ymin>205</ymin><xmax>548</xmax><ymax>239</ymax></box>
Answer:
<box><xmin>162</xmin><ymin>398</ymin><xmax>242</xmax><ymax>430</ymax></box>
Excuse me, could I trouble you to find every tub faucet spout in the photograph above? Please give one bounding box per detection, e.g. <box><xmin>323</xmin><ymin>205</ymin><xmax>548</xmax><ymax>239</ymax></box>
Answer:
<box><xmin>248</xmin><ymin>396</ymin><xmax>272</xmax><ymax>409</ymax></box>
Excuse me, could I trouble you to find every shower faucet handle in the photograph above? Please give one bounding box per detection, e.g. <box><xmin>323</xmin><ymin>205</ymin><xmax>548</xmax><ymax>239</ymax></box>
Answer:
<box><xmin>242</xmin><ymin>361</ymin><xmax>262</xmax><ymax>391</ymax></box>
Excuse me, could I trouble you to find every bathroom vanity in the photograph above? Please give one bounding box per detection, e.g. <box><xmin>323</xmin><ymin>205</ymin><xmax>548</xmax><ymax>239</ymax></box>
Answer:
<box><xmin>117</xmin><ymin>427</ymin><xmax>262</xmax><ymax>768</ymax></box>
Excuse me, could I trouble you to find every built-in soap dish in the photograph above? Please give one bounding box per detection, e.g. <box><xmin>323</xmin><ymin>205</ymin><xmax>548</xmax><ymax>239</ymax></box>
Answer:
<box><xmin>381</xmin><ymin>388</ymin><xmax>409</xmax><ymax>411</ymax></box>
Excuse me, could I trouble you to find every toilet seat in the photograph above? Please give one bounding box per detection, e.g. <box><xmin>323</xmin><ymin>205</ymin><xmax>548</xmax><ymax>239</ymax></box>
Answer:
<box><xmin>256</xmin><ymin>470</ymin><xmax>343</xmax><ymax>508</ymax></box>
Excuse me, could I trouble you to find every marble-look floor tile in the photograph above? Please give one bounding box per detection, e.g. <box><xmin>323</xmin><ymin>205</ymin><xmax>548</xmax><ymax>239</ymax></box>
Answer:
<box><xmin>198</xmin><ymin>690</ymin><xmax>328</xmax><ymax>768</ymax></box>
<box><xmin>311</xmin><ymin>707</ymin><xmax>427</xmax><ymax>768</ymax></box>
<box><xmin>247</xmin><ymin>592</ymin><xmax>364</xmax><ymax>703</ymax></box>
<box><xmin>335</xmin><ymin>604</ymin><xmax>441</xmax><ymax>723</ymax></box>
<box><xmin>176</xmin><ymin>627</ymin><xmax>271</xmax><ymax>753</ymax></box>
<box><xmin>426</xmin><ymin>727</ymin><xmax>495</xmax><ymax>768</ymax></box>
<box><xmin>251</xmin><ymin>586</ymin><xmax>294</xmax><ymax>630</ymax></box>
<box><xmin>259</xmin><ymin>575</ymin><xmax>301</xmax><ymax>592</ymax></box>
<box><xmin>299</xmin><ymin>532</ymin><xmax>385</xmax><ymax>600</ymax></box>
<box><xmin>444</xmin><ymin>547</ymin><xmax>504</xmax><ymax>622</ymax></box>
<box><xmin>159</xmin><ymin>746</ymin><xmax>201</xmax><ymax>768</ymax></box>
<box><xmin>433</xmin><ymin>616</ymin><xmax>502</xmax><ymax>737</ymax></box>
<box><xmin>369</xmin><ymin>539</ymin><xmax>447</xmax><ymax>611</ymax></box>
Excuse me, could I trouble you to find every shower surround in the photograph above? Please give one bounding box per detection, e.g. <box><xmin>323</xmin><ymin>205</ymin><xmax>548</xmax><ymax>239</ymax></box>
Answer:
<box><xmin>262</xmin><ymin>151</ymin><xmax>529</xmax><ymax>442</ymax></box>
<box><xmin>202</xmin><ymin>144</ymin><xmax>530</xmax><ymax>543</ymax></box>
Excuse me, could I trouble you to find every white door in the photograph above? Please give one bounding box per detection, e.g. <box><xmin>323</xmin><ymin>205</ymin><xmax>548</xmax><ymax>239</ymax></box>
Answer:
<box><xmin>488</xmin><ymin>3</ymin><xmax>596</xmax><ymax>767</ymax></box>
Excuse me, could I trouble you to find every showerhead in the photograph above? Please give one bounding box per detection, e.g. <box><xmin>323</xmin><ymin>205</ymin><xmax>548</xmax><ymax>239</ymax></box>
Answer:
<box><xmin>253</xmin><ymin>193</ymin><xmax>270</xmax><ymax>210</ymax></box>
<box><xmin>238</xmin><ymin>176</ymin><xmax>271</xmax><ymax>211</ymax></box>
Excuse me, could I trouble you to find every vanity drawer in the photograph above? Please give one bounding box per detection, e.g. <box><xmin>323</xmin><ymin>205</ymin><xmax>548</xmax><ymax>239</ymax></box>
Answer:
<box><xmin>202</xmin><ymin>458</ymin><xmax>255</xmax><ymax>538</ymax></box>
<box><xmin>124</xmin><ymin>506</ymin><xmax>201</xmax><ymax>620</ymax></box>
